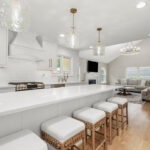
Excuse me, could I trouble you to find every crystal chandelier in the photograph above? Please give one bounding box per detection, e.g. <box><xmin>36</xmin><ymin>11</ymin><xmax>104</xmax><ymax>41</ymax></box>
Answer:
<box><xmin>120</xmin><ymin>42</ymin><xmax>141</xmax><ymax>55</ymax></box>
<box><xmin>94</xmin><ymin>28</ymin><xmax>105</xmax><ymax>56</ymax></box>
<box><xmin>66</xmin><ymin>8</ymin><xmax>79</xmax><ymax>49</ymax></box>
<box><xmin>0</xmin><ymin>0</ymin><xmax>30</xmax><ymax>32</ymax></box>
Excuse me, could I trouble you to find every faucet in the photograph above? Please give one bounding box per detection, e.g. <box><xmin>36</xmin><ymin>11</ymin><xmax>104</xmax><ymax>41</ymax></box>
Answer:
<box><xmin>58</xmin><ymin>73</ymin><xmax>69</xmax><ymax>83</ymax></box>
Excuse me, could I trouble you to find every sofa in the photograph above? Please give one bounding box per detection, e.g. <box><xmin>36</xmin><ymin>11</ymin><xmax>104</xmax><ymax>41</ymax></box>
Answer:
<box><xmin>142</xmin><ymin>87</ymin><xmax>150</xmax><ymax>101</ymax></box>
<box><xmin>116</xmin><ymin>79</ymin><xmax>150</xmax><ymax>93</ymax></box>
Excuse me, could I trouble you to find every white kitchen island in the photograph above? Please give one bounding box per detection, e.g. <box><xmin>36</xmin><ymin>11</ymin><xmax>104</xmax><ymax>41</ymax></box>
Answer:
<box><xmin>0</xmin><ymin>85</ymin><xmax>119</xmax><ymax>140</ymax></box>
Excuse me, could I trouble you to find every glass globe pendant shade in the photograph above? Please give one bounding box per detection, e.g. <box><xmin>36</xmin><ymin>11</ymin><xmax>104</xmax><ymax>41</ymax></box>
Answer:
<box><xmin>94</xmin><ymin>42</ymin><xmax>105</xmax><ymax>56</ymax></box>
<box><xmin>0</xmin><ymin>0</ymin><xmax>9</xmax><ymax>27</ymax></box>
<box><xmin>93</xmin><ymin>27</ymin><xmax>105</xmax><ymax>56</ymax></box>
<box><xmin>0</xmin><ymin>0</ymin><xmax>30</xmax><ymax>32</ymax></box>
<box><xmin>66</xmin><ymin>30</ymin><xmax>79</xmax><ymax>49</ymax></box>
<box><xmin>66</xmin><ymin>8</ymin><xmax>79</xmax><ymax>49</ymax></box>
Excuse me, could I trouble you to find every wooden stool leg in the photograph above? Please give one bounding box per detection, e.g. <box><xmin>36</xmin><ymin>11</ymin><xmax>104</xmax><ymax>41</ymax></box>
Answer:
<box><xmin>121</xmin><ymin>106</ymin><xmax>124</xmax><ymax>129</ymax></box>
<box><xmin>126</xmin><ymin>104</ymin><xmax>128</xmax><ymax>125</ymax></box>
<box><xmin>109</xmin><ymin>115</ymin><xmax>112</xmax><ymax>145</ymax></box>
<box><xmin>116</xmin><ymin>110</ymin><xmax>119</xmax><ymax>136</ymax></box>
<box><xmin>82</xmin><ymin>135</ymin><xmax>86</xmax><ymax>150</ymax></box>
<box><xmin>104</xmin><ymin>119</ymin><xmax>107</xmax><ymax>150</ymax></box>
<box><xmin>61</xmin><ymin>144</ymin><xmax>65</xmax><ymax>150</ymax></box>
<box><xmin>85</xmin><ymin>128</ymin><xmax>87</xmax><ymax>142</ymax></box>
<box><xmin>92</xmin><ymin>127</ymin><xmax>95</xmax><ymax>150</ymax></box>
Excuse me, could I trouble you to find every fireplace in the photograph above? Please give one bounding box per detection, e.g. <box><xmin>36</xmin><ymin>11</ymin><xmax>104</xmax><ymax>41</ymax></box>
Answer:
<box><xmin>89</xmin><ymin>79</ymin><xmax>96</xmax><ymax>85</ymax></box>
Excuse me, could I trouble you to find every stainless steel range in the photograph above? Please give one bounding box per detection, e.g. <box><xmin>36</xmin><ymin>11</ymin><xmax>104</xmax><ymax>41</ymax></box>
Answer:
<box><xmin>9</xmin><ymin>82</ymin><xmax>45</xmax><ymax>91</ymax></box>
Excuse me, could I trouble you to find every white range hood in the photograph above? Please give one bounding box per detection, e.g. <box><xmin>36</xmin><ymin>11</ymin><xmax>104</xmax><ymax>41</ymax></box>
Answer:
<box><xmin>9</xmin><ymin>32</ymin><xmax>44</xmax><ymax>62</ymax></box>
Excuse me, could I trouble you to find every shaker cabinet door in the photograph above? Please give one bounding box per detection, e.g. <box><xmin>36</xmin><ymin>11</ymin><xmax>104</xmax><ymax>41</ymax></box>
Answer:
<box><xmin>0</xmin><ymin>27</ymin><xmax>8</xmax><ymax>67</ymax></box>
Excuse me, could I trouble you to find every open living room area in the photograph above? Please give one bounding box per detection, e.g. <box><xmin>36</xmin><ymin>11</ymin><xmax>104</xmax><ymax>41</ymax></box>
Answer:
<box><xmin>0</xmin><ymin>0</ymin><xmax>150</xmax><ymax>150</ymax></box>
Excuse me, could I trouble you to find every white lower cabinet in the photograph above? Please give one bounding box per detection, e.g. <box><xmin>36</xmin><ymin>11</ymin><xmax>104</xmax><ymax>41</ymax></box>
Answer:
<box><xmin>0</xmin><ymin>27</ymin><xmax>8</xmax><ymax>67</ymax></box>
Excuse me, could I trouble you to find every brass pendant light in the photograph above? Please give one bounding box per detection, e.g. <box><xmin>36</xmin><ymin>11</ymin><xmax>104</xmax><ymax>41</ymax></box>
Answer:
<box><xmin>66</xmin><ymin>8</ymin><xmax>79</xmax><ymax>49</ymax></box>
<box><xmin>94</xmin><ymin>27</ymin><xmax>105</xmax><ymax>56</ymax></box>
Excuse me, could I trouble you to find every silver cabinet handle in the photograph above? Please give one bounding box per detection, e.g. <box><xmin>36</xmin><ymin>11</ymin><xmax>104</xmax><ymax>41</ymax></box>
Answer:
<box><xmin>49</xmin><ymin>59</ymin><xmax>53</xmax><ymax>68</ymax></box>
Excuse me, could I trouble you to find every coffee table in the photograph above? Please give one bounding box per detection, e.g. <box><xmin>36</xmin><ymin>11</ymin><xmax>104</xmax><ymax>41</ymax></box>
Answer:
<box><xmin>117</xmin><ymin>87</ymin><xmax>132</xmax><ymax>95</ymax></box>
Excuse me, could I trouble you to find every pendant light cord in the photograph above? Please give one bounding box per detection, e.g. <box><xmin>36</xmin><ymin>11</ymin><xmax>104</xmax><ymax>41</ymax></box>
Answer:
<box><xmin>98</xmin><ymin>30</ymin><xmax>100</xmax><ymax>43</ymax></box>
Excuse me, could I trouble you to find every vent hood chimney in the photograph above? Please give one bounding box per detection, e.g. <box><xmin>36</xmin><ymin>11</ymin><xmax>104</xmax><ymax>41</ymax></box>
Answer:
<box><xmin>9</xmin><ymin>32</ymin><xmax>44</xmax><ymax>61</ymax></box>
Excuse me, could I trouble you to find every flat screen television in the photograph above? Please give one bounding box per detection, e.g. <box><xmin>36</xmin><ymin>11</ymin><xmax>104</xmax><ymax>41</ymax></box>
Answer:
<box><xmin>87</xmin><ymin>61</ymin><xmax>98</xmax><ymax>72</ymax></box>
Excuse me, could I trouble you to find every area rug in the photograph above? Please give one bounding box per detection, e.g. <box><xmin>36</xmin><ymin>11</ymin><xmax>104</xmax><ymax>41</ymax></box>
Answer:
<box><xmin>114</xmin><ymin>92</ymin><xmax>145</xmax><ymax>104</ymax></box>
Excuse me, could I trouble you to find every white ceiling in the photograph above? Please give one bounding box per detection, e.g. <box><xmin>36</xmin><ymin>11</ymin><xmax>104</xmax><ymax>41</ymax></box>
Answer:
<box><xmin>27</xmin><ymin>0</ymin><xmax>150</xmax><ymax>49</ymax></box>
<box><xmin>79</xmin><ymin>40</ymin><xmax>142</xmax><ymax>63</ymax></box>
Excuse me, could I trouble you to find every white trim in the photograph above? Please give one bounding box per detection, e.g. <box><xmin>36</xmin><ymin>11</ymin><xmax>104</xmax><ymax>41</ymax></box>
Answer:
<box><xmin>10</xmin><ymin>43</ymin><xmax>43</xmax><ymax>52</ymax></box>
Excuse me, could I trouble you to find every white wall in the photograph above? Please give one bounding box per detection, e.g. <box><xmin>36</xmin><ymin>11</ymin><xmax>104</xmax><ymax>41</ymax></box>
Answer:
<box><xmin>57</xmin><ymin>47</ymin><xmax>80</xmax><ymax>81</ymax></box>
<box><xmin>0</xmin><ymin>32</ymin><xmax>80</xmax><ymax>85</ymax></box>
<box><xmin>79</xmin><ymin>58</ymin><xmax>108</xmax><ymax>84</ymax></box>
<box><xmin>108</xmin><ymin>38</ymin><xmax>150</xmax><ymax>85</ymax></box>
<box><xmin>36</xmin><ymin>47</ymin><xmax>80</xmax><ymax>83</ymax></box>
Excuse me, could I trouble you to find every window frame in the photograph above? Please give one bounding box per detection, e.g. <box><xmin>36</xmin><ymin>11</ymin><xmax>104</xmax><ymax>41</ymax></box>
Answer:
<box><xmin>126</xmin><ymin>67</ymin><xmax>138</xmax><ymax>79</ymax></box>
<box><xmin>126</xmin><ymin>67</ymin><xmax>150</xmax><ymax>80</ymax></box>
<box><xmin>101</xmin><ymin>67</ymin><xmax>106</xmax><ymax>84</ymax></box>
<box><xmin>56</xmin><ymin>55</ymin><xmax>73</xmax><ymax>76</ymax></box>
<box><xmin>139</xmin><ymin>67</ymin><xmax>150</xmax><ymax>80</ymax></box>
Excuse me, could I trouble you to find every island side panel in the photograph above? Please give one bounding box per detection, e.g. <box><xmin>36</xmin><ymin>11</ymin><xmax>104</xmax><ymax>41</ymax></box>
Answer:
<box><xmin>0</xmin><ymin>113</ymin><xmax>22</xmax><ymax>138</ymax></box>
<box><xmin>0</xmin><ymin>90</ymin><xmax>114</xmax><ymax>138</ymax></box>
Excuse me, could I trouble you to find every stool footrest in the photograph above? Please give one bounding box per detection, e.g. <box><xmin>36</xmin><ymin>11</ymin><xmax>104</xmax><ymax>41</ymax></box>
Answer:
<box><xmin>72</xmin><ymin>145</ymin><xmax>81</xmax><ymax>150</ymax></box>
<box><xmin>118</xmin><ymin>114</ymin><xmax>127</xmax><ymax>118</ymax></box>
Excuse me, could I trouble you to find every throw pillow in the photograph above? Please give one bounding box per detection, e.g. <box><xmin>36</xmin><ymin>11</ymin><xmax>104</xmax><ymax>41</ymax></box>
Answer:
<box><xmin>141</xmin><ymin>80</ymin><xmax>146</xmax><ymax>86</ymax></box>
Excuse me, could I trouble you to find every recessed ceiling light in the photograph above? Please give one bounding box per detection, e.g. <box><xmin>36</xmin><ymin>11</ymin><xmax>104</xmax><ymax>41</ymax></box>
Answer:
<box><xmin>59</xmin><ymin>34</ymin><xmax>65</xmax><ymax>37</ymax></box>
<box><xmin>89</xmin><ymin>46</ymin><xmax>93</xmax><ymax>49</ymax></box>
<box><xmin>136</xmin><ymin>1</ymin><xmax>146</xmax><ymax>8</ymax></box>
<box><xmin>148</xmin><ymin>33</ymin><xmax>150</xmax><ymax>37</ymax></box>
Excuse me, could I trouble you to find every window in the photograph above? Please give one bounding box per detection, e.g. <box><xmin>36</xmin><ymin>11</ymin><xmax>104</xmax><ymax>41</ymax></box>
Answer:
<box><xmin>126</xmin><ymin>68</ymin><xmax>138</xmax><ymax>79</ymax></box>
<box><xmin>101</xmin><ymin>68</ymin><xmax>106</xmax><ymax>83</ymax></box>
<box><xmin>139</xmin><ymin>67</ymin><xmax>150</xmax><ymax>79</ymax></box>
<box><xmin>63</xmin><ymin>57</ymin><xmax>70</xmax><ymax>73</ymax></box>
<box><xmin>57</xmin><ymin>56</ymin><xmax>61</xmax><ymax>72</ymax></box>
<box><xmin>56</xmin><ymin>56</ymin><xmax>72</xmax><ymax>74</ymax></box>
<box><xmin>126</xmin><ymin>67</ymin><xmax>150</xmax><ymax>79</ymax></box>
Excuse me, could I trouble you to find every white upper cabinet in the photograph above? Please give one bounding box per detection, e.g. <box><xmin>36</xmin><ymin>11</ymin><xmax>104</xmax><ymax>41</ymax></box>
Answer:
<box><xmin>37</xmin><ymin>40</ymin><xmax>58</xmax><ymax>70</ymax></box>
<box><xmin>0</xmin><ymin>27</ymin><xmax>8</xmax><ymax>67</ymax></box>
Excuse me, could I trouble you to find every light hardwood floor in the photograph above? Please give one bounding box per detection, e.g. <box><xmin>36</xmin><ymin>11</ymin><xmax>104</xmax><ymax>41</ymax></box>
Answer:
<box><xmin>83</xmin><ymin>102</ymin><xmax>150</xmax><ymax>150</ymax></box>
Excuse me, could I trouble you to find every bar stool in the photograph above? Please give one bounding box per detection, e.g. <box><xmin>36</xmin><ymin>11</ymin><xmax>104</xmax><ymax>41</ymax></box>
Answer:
<box><xmin>0</xmin><ymin>130</ymin><xmax>48</xmax><ymax>150</ymax></box>
<box><xmin>107</xmin><ymin>97</ymin><xmax>128</xmax><ymax>129</ymax></box>
<box><xmin>93</xmin><ymin>102</ymin><xmax>119</xmax><ymax>145</ymax></box>
<box><xmin>41</xmin><ymin>116</ymin><xmax>85</xmax><ymax>150</ymax></box>
<box><xmin>73</xmin><ymin>107</ymin><xmax>107</xmax><ymax>150</ymax></box>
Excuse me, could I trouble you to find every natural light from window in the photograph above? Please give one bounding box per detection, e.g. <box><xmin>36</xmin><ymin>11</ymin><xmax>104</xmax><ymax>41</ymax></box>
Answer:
<box><xmin>63</xmin><ymin>57</ymin><xmax>70</xmax><ymax>73</ymax></box>
<box><xmin>126</xmin><ymin>67</ymin><xmax>150</xmax><ymax>79</ymax></box>
<box><xmin>57</xmin><ymin>56</ymin><xmax>72</xmax><ymax>74</ymax></box>
<box><xmin>101</xmin><ymin>68</ymin><xmax>106</xmax><ymax>83</ymax></box>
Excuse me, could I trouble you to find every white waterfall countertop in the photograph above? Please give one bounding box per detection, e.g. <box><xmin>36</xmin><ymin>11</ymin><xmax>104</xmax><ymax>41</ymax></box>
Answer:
<box><xmin>0</xmin><ymin>85</ymin><xmax>120</xmax><ymax>117</ymax></box>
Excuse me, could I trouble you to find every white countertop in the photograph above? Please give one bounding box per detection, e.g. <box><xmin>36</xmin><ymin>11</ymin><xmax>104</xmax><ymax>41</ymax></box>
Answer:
<box><xmin>0</xmin><ymin>85</ymin><xmax>120</xmax><ymax>117</ymax></box>
<box><xmin>0</xmin><ymin>84</ymin><xmax>16</xmax><ymax>89</ymax></box>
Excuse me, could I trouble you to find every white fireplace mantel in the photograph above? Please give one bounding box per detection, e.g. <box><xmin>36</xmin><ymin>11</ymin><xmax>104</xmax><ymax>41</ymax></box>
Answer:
<box><xmin>86</xmin><ymin>73</ymin><xmax>100</xmax><ymax>84</ymax></box>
